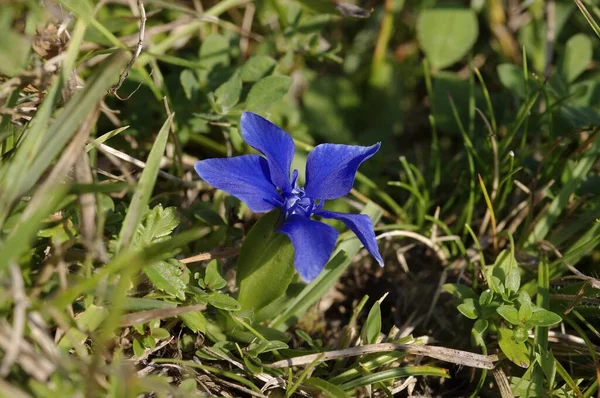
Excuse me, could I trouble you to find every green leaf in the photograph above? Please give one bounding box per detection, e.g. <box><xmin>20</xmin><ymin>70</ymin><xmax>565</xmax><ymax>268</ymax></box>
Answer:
<box><xmin>518</xmin><ymin>295</ymin><xmax>533</xmax><ymax>323</ymax></box>
<box><xmin>134</xmin><ymin>205</ymin><xmax>180</xmax><ymax>247</ymax></box>
<box><xmin>206</xmin><ymin>292</ymin><xmax>241</xmax><ymax>311</ymax></box>
<box><xmin>180</xmin><ymin>69</ymin><xmax>200</xmax><ymax>100</ymax></box>
<box><xmin>513</xmin><ymin>326</ymin><xmax>529</xmax><ymax>343</ymax></box>
<box><xmin>246</xmin><ymin>75</ymin><xmax>292</xmax><ymax>112</ymax></box>
<box><xmin>505</xmin><ymin>268</ymin><xmax>521</xmax><ymax>292</ymax></box>
<box><xmin>180</xmin><ymin>312</ymin><xmax>207</xmax><ymax>333</ymax></box>
<box><xmin>133</xmin><ymin>338</ymin><xmax>145</xmax><ymax>357</ymax></box>
<box><xmin>498</xmin><ymin>327</ymin><xmax>530</xmax><ymax>368</ymax></box>
<box><xmin>215</xmin><ymin>73</ymin><xmax>242</xmax><ymax>110</ymax></box>
<box><xmin>497</xmin><ymin>63</ymin><xmax>528</xmax><ymax>98</ymax></box>
<box><xmin>536</xmin><ymin>349</ymin><xmax>556</xmax><ymax>387</ymax></box>
<box><xmin>204</xmin><ymin>260</ymin><xmax>227</xmax><ymax>290</ymax></box>
<box><xmin>0</xmin><ymin>185</ymin><xmax>69</xmax><ymax>272</ymax></box>
<box><xmin>416</xmin><ymin>7</ymin><xmax>478</xmax><ymax>69</ymax></box>
<box><xmin>457</xmin><ymin>298</ymin><xmax>479</xmax><ymax>320</ymax></box>
<box><xmin>559</xmin><ymin>34</ymin><xmax>593</xmax><ymax>82</ymax></box>
<box><xmin>497</xmin><ymin>304</ymin><xmax>521</xmax><ymax>325</ymax></box>
<box><xmin>362</xmin><ymin>301</ymin><xmax>382</xmax><ymax>344</ymax></box>
<box><xmin>0</xmin><ymin>26</ymin><xmax>30</xmax><ymax>77</ymax></box>
<box><xmin>528</xmin><ymin>307</ymin><xmax>562</xmax><ymax>327</ymax></box>
<box><xmin>151</xmin><ymin>328</ymin><xmax>171</xmax><ymax>340</ymax></box>
<box><xmin>478</xmin><ymin>289</ymin><xmax>494</xmax><ymax>306</ymax></box>
<box><xmin>341</xmin><ymin>366</ymin><xmax>449</xmax><ymax>390</ymax></box>
<box><xmin>472</xmin><ymin>319</ymin><xmax>489</xmax><ymax>346</ymax></box>
<box><xmin>144</xmin><ymin>260</ymin><xmax>190</xmax><ymax>300</ymax></box>
<box><xmin>116</xmin><ymin>115</ymin><xmax>174</xmax><ymax>252</ymax></box>
<box><xmin>488</xmin><ymin>275</ymin><xmax>505</xmax><ymax>295</ymax></box>
<box><xmin>246</xmin><ymin>340</ymin><xmax>288</xmax><ymax>357</ymax></box>
<box><xmin>236</xmin><ymin>210</ymin><xmax>296</xmax><ymax>312</ymax></box>
<box><xmin>443</xmin><ymin>283</ymin><xmax>478</xmax><ymax>300</ymax></box>
<box><xmin>199</xmin><ymin>33</ymin><xmax>230</xmax><ymax>76</ymax></box>
<box><xmin>303</xmin><ymin>378</ymin><xmax>349</xmax><ymax>398</ymax></box>
<box><xmin>241</xmin><ymin>55</ymin><xmax>277</xmax><ymax>82</ymax></box>
<box><xmin>58</xmin><ymin>0</ymin><xmax>94</xmax><ymax>19</ymax></box>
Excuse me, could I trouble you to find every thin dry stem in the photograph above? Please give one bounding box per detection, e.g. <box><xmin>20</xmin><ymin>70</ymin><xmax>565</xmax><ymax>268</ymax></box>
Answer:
<box><xmin>109</xmin><ymin>0</ymin><xmax>146</xmax><ymax>99</ymax></box>
<box><xmin>0</xmin><ymin>264</ymin><xmax>29</xmax><ymax>376</ymax></box>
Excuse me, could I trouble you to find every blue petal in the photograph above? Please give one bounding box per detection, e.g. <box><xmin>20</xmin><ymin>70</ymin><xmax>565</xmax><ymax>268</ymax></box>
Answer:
<box><xmin>316</xmin><ymin>210</ymin><xmax>383</xmax><ymax>266</ymax></box>
<box><xmin>304</xmin><ymin>143</ymin><xmax>380</xmax><ymax>200</ymax></box>
<box><xmin>194</xmin><ymin>155</ymin><xmax>280</xmax><ymax>213</ymax></box>
<box><xmin>241</xmin><ymin>112</ymin><xmax>295</xmax><ymax>192</ymax></box>
<box><xmin>279</xmin><ymin>215</ymin><xmax>338</xmax><ymax>282</ymax></box>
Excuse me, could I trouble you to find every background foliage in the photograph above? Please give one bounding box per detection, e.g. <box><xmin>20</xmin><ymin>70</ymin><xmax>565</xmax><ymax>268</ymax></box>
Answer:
<box><xmin>1</xmin><ymin>0</ymin><xmax>600</xmax><ymax>396</ymax></box>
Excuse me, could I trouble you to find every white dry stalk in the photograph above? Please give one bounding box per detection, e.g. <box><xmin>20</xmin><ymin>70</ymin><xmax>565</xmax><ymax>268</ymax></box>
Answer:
<box><xmin>0</xmin><ymin>264</ymin><xmax>29</xmax><ymax>376</ymax></box>
<box><xmin>269</xmin><ymin>343</ymin><xmax>498</xmax><ymax>370</ymax></box>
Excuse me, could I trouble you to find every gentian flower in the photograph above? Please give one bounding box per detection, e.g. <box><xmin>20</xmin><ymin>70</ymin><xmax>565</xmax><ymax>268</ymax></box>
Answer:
<box><xmin>194</xmin><ymin>112</ymin><xmax>383</xmax><ymax>282</ymax></box>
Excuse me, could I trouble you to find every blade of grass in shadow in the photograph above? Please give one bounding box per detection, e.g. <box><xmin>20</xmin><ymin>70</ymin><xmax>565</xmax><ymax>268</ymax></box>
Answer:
<box><xmin>85</xmin><ymin>126</ymin><xmax>130</xmax><ymax>152</ymax></box>
<box><xmin>575</xmin><ymin>0</ymin><xmax>600</xmax><ymax>39</ymax></box>
<box><xmin>270</xmin><ymin>202</ymin><xmax>382</xmax><ymax>331</ymax></box>
<box><xmin>340</xmin><ymin>366</ymin><xmax>449</xmax><ymax>391</ymax></box>
<box><xmin>0</xmin><ymin>50</ymin><xmax>130</xmax><ymax>228</ymax></box>
<box><xmin>0</xmin><ymin>185</ymin><xmax>69</xmax><ymax>272</ymax></box>
<box><xmin>115</xmin><ymin>114</ymin><xmax>174</xmax><ymax>252</ymax></box>
<box><xmin>527</xmin><ymin>133</ymin><xmax>600</xmax><ymax>244</ymax></box>
<box><xmin>0</xmin><ymin>19</ymin><xmax>88</xmax><ymax>227</ymax></box>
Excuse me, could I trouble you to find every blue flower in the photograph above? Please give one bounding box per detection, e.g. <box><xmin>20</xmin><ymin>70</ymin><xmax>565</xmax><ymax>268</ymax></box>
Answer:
<box><xmin>194</xmin><ymin>112</ymin><xmax>383</xmax><ymax>282</ymax></box>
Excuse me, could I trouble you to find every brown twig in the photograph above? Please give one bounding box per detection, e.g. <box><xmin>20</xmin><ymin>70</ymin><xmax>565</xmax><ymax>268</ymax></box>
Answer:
<box><xmin>108</xmin><ymin>0</ymin><xmax>146</xmax><ymax>99</ymax></box>
<box><xmin>179</xmin><ymin>248</ymin><xmax>240</xmax><ymax>264</ymax></box>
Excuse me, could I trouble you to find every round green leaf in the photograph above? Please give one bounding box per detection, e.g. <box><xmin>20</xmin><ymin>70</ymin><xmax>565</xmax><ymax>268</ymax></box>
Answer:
<box><xmin>416</xmin><ymin>7</ymin><xmax>478</xmax><ymax>70</ymax></box>
<box><xmin>457</xmin><ymin>298</ymin><xmax>479</xmax><ymax>319</ymax></box>
<box><xmin>497</xmin><ymin>304</ymin><xmax>521</xmax><ymax>325</ymax></box>
<box><xmin>241</xmin><ymin>55</ymin><xmax>277</xmax><ymax>82</ymax></box>
<box><xmin>246</xmin><ymin>75</ymin><xmax>292</xmax><ymax>112</ymax></box>
<box><xmin>529</xmin><ymin>307</ymin><xmax>562</xmax><ymax>327</ymax></box>
<box><xmin>498</xmin><ymin>327</ymin><xmax>530</xmax><ymax>368</ymax></box>
<box><xmin>559</xmin><ymin>34</ymin><xmax>593</xmax><ymax>83</ymax></box>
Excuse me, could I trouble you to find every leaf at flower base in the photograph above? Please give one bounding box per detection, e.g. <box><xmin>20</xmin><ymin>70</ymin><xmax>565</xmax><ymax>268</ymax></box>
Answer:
<box><xmin>144</xmin><ymin>260</ymin><xmax>190</xmax><ymax>300</ymax></box>
<box><xmin>246</xmin><ymin>75</ymin><xmax>292</xmax><ymax>112</ymax></box>
<box><xmin>241</xmin><ymin>55</ymin><xmax>276</xmax><ymax>82</ymax></box>
<box><xmin>498</xmin><ymin>327</ymin><xmax>530</xmax><ymax>368</ymax></box>
<box><xmin>236</xmin><ymin>210</ymin><xmax>296</xmax><ymax>312</ymax></box>
<box><xmin>416</xmin><ymin>7</ymin><xmax>478</xmax><ymax>70</ymax></box>
<box><xmin>528</xmin><ymin>307</ymin><xmax>562</xmax><ymax>327</ymax></box>
<box><xmin>362</xmin><ymin>301</ymin><xmax>381</xmax><ymax>344</ymax></box>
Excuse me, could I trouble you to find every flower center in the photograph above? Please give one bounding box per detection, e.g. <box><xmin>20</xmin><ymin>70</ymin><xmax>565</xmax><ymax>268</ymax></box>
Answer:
<box><xmin>280</xmin><ymin>169</ymin><xmax>322</xmax><ymax>218</ymax></box>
